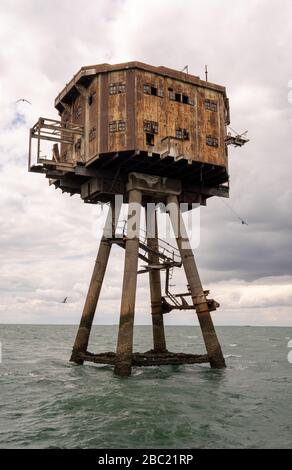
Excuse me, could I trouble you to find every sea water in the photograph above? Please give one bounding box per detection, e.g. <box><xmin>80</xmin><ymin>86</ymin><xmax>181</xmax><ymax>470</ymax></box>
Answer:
<box><xmin>0</xmin><ymin>325</ymin><xmax>291</xmax><ymax>449</ymax></box>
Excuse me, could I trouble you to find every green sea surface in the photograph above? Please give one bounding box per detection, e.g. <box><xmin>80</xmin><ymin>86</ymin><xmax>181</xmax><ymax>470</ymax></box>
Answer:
<box><xmin>0</xmin><ymin>325</ymin><xmax>291</xmax><ymax>449</ymax></box>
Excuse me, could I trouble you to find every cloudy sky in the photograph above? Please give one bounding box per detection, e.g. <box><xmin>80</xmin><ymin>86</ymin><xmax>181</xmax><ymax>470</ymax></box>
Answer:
<box><xmin>0</xmin><ymin>0</ymin><xmax>291</xmax><ymax>326</ymax></box>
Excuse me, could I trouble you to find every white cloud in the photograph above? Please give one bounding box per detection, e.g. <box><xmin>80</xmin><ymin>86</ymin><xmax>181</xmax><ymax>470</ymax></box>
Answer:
<box><xmin>0</xmin><ymin>0</ymin><xmax>291</xmax><ymax>325</ymax></box>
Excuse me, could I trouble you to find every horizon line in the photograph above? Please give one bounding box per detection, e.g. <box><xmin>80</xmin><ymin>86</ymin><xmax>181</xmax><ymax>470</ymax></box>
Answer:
<box><xmin>0</xmin><ymin>323</ymin><xmax>291</xmax><ymax>328</ymax></box>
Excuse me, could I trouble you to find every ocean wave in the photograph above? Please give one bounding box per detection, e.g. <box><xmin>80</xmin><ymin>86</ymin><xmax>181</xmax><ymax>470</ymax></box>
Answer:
<box><xmin>224</xmin><ymin>354</ymin><xmax>242</xmax><ymax>358</ymax></box>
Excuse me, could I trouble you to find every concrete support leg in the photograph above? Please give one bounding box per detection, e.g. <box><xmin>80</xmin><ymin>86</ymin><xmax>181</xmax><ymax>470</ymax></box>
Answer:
<box><xmin>70</xmin><ymin>200</ymin><xmax>120</xmax><ymax>364</ymax></box>
<box><xmin>167</xmin><ymin>195</ymin><xmax>226</xmax><ymax>369</ymax></box>
<box><xmin>146</xmin><ymin>209</ymin><xmax>167</xmax><ymax>353</ymax></box>
<box><xmin>114</xmin><ymin>189</ymin><xmax>142</xmax><ymax>376</ymax></box>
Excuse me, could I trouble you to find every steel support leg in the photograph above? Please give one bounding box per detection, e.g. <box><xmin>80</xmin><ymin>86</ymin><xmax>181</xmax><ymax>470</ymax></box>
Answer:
<box><xmin>70</xmin><ymin>200</ymin><xmax>120</xmax><ymax>364</ymax></box>
<box><xmin>167</xmin><ymin>195</ymin><xmax>226</xmax><ymax>369</ymax></box>
<box><xmin>114</xmin><ymin>189</ymin><xmax>142</xmax><ymax>376</ymax></box>
<box><xmin>146</xmin><ymin>208</ymin><xmax>167</xmax><ymax>352</ymax></box>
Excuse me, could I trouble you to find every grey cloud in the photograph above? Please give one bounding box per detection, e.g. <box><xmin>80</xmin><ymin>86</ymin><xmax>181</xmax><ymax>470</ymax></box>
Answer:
<box><xmin>0</xmin><ymin>0</ymin><xmax>291</xmax><ymax>325</ymax></box>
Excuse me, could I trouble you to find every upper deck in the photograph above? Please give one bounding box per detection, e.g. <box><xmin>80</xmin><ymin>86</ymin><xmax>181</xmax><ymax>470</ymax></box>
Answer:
<box><xmin>28</xmin><ymin>62</ymin><xmax>242</xmax><ymax>206</ymax></box>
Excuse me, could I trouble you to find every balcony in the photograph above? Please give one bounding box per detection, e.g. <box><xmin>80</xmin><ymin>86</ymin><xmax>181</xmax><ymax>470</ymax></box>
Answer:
<box><xmin>28</xmin><ymin>117</ymin><xmax>84</xmax><ymax>173</ymax></box>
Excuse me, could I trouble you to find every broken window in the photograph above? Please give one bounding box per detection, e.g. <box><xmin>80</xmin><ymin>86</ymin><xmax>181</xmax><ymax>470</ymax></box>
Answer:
<box><xmin>143</xmin><ymin>120</ymin><xmax>158</xmax><ymax>134</ymax></box>
<box><xmin>205</xmin><ymin>99</ymin><xmax>217</xmax><ymax>112</ymax></box>
<box><xmin>109</xmin><ymin>120</ymin><xmax>126</xmax><ymax>133</ymax></box>
<box><xmin>109</xmin><ymin>84</ymin><xmax>117</xmax><ymax>95</ymax></box>
<box><xmin>143</xmin><ymin>84</ymin><xmax>151</xmax><ymax>94</ymax></box>
<box><xmin>109</xmin><ymin>83</ymin><xmax>126</xmax><ymax>95</ymax></box>
<box><xmin>206</xmin><ymin>135</ymin><xmax>218</xmax><ymax>147</ymax></box>
<box><xmin>146</xmin><ymin>133</ymin><xmax>154</xmax><ymax>146</ymax></box>
<box><xmin>182</xmin><ymin>94</ymin><xmax>194</xmax><ymax>105</ymax></box>
<box><xmin>117</xmin><ymin>120</ymin><xmax>126</xmax><ymax>131</ymax></box>
<box><xmin>117</xmin><ymin>84</ymin><xmax>126</xmax><ymax>93</ymax></box>
<box><xmin>169</xmin><ymin>90</ymin><xmax>176</xmax><ymax>101</ymax></box>
<box><xmin>144</xmin><ymin>120</ymin><xmax>158</xmax><ymax>146</ymax></box>
<box><xmin>169</xmin><ymin>89</ymin><xmax>193</xmax><ymax>105</ymax></box>
<box><xmin>143</xmin><ymin>84</ymin><xmax>162</xmax><ymax>97</ymax></box>
<box><xmin>176</xmin><ymin>128</ymin><xmax>189</xmax><ymax>140</ymax></box>
<box><xmin>109</xmin><ymin>122</ymin><xmax>117</xmax><ymax>132</ymax></box>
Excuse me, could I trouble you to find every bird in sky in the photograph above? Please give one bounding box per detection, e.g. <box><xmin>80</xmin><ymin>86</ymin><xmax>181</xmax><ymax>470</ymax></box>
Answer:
<box><xmin>60</xmin><ymin>297</ymin><xmax>68</xmax><ymax>304</ymax></box>
<box><xmin>16</xmin><ymin>99</ymin><xmax>31</xmax><ymax>104</ymax></box>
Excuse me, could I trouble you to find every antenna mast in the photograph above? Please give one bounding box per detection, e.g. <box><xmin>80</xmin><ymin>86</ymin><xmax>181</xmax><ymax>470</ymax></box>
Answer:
<box><xmin>181</xmin><ymin>65</ymin><xmax>189</xmax><ymax>74</ymax></box>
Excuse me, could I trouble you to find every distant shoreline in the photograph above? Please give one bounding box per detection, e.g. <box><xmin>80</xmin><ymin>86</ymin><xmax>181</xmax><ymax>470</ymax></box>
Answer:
<box><xmin>1</xmin><ymin>324</ymin><xmax>291</xmax><ymax>328</ymax></box>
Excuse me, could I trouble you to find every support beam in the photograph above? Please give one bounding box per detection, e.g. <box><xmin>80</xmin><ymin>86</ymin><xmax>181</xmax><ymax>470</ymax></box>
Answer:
<box><xmin>114</xmin><ymin>189</ymin><xmax>142</xmax><ymax>376</ymax></box>
<box><xmin>146</xmin><ymin>208</ymin><xmax>167</xmax><ymax>352</ymax></box>
<box><xmin>166</xmin><ymin>195</ymin><xmax>226</xmax><ymax>369</ymax></box>
<box><xmin>70</xmin><ymin>199</ymin><xmax>121</xmax><ymax>364</ymax></box>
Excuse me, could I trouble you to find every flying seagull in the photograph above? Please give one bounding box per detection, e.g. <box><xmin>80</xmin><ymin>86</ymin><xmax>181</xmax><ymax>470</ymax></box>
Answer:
<box><xmin>60</xmin><ymin>297</ymin><xmax>68</xmax><ymax>304</ymax></box>
<box><xmin>16</xmin><ymin>99</ymin><xmax>31</xmax><ymax>104</ymax></box>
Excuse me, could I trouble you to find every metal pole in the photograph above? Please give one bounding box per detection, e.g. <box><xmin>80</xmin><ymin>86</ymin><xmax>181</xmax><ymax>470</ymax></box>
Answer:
<box><xmin>166</xmin><ymin>195</ymin><xmax>226</xmax><ymax>369</ymax></box>
<box><xmin>70</xmin><ymin>199</ymin><xmax>120</xmax><ymax>364</ymax></box>
<box><xmin>114</xmin><ymin>189</ymin><xmax>142</xmax><ymax>376</ymax></box>
<box><xmin>146</xmin><ymin>208</ymin><xmax>167</xmax><ymax>353</ymax></box>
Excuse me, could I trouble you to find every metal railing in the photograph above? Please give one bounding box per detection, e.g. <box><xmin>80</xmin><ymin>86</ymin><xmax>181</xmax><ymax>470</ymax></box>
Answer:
<box><xmin>115</xmin><ymin>220</ymin><xmax>181</xmax><ymax>266</ymax></box>
<box><xmin>28</xmin><ymin>117</ymin><xmax>84</xmax><ymax>171</ymax></box>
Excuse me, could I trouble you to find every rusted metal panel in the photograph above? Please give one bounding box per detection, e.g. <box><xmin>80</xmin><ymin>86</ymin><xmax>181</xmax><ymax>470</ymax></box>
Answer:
<box><xmin>163</xmin><ymin>76</ymin><xmax>196</xmax><ymax>159</ymax></box>
<box><xmin>81</xmin><ymin>176</ymin><xmax>125</xmax><ymax>201</ymax></box>
<box><xmin>134</xmin><ymin>69</ymin><xmax>226</xmax><ymax>168</ymax></box>
<box><xmin>196</xmin><ymin>87</ymin><xmax>226</xmax><ymax>167</ymax></box>
<box><xmin>136</xmin><ymin>70</ymin><xmax>165</xmax><ymax>152</ymax></box>
<box><xmin>55</xmin><ymin>61</ymin><xmax>227</xmax><ymax>110</ymax></box>
<box><xmin>72</xmin><ymin>93</ymin><xmax>84</xmax><ymax>125</ymax></box>
<box><xmin>98</xmin><ymin>73</ymin><xmax>109</xmax><ymax>153</ymax></box>
<box><xmin>31</xmin><ymin>62</ymin><xmax>232</xmax><ymax>204</ymax></box>
<box><xmin>88</xmin><ymin>76</ymin><xmax>98</xmax><ymax>160</ymax></box>
<box><xmin>107</xmin><ymin>70</ymin><xmax>127</xmax><ymax>153</ymax></box>
<box><xmin>126</xmin><ymin>69</ymin><xmax>136</xmax><ymax>150</ymax></box>
<box><xmin>55</xmin><ymin>63</ymin><xmax>228</xmax><ymax>170</ymax></box>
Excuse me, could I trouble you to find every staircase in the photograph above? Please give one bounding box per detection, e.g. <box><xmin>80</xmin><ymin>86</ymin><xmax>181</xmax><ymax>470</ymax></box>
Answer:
<box><xmin>108</xmin><ymin>221</ymin><xmax>219</xmax><ymax>314</ymax></box>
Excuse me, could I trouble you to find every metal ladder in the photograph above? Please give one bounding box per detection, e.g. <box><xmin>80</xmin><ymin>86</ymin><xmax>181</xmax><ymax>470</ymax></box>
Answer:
<box><xmin>108</xmin><ymin>221</ymin><xmax>219</xmax><ymax>314</ymax></box>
